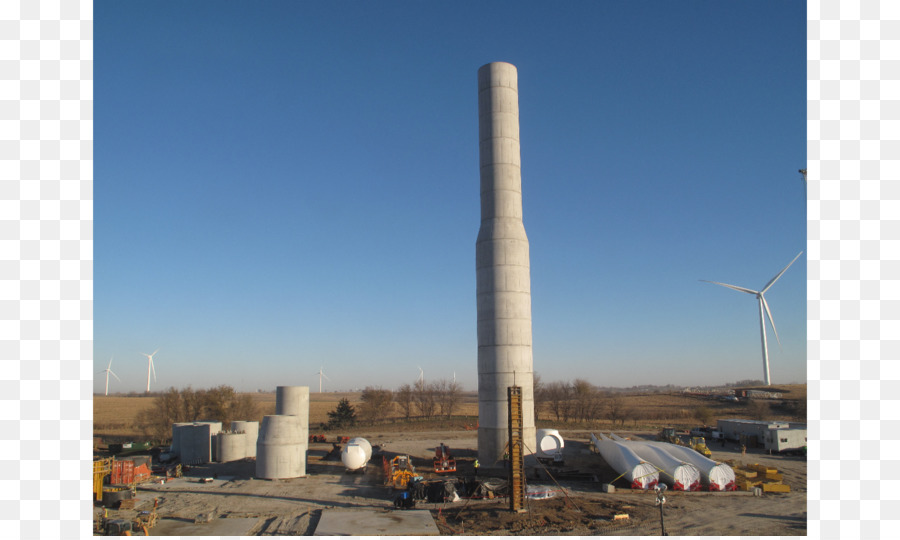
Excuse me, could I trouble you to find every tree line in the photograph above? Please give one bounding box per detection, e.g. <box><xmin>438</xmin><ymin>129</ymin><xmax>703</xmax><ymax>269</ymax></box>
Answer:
<box><xmin>136</xmin><ymin>385</ymin><xmax>258</xmax><ymax>441</ymax></box>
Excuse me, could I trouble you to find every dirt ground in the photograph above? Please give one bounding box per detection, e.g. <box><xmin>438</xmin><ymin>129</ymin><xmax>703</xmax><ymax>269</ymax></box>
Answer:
<box><xmin>95</xmin><ymin>428</ymin><xmax>805</xmax><ymax>536</ymax></box>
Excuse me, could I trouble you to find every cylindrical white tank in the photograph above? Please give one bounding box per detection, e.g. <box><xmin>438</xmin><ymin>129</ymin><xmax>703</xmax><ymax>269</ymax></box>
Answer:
<box><xmin>341</xmin><ymin>437</ymin><xmax>372</xmax><ymax>471</ymax></box>
<box><xmin>216</xmin><ymin>432</ymin><xmax>248</xmax><ymax>463</ymax></box>
<box><xmin>275</xmin><ymin>386</ymin><xmax>309</xmax><ymax>417</ymax></box>
<box><xmin>231</xmin><ymin>420</ymin><xmax>259</xmax><ymax>459</ymax></box>
<box><xmin>536</xmin><ymin>429</ymin><xmax>565</xmax><ymax>459</ymax></box>
<box><xmin>256</xmin><ymin>415</ymin><xmax>306</xmax><ymax>479</ymax></box>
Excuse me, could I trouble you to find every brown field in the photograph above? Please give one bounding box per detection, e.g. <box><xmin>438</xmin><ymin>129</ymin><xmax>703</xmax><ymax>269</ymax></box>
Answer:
<box><xmin>94</xmin><ymin>384</ymin><xmax>804</xmax><ymax>442</ymax></box>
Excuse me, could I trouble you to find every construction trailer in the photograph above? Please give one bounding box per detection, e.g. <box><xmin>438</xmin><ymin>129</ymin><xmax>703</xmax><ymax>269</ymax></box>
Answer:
<box><xmin>762</xmin><ymin>427</ymin><xmax>807</xmax><ymax>453</ymax></box>
<box><xmin>716</xmin><ymin>419</ymin><xmax>791</xmax><ymax>446</ymax></box>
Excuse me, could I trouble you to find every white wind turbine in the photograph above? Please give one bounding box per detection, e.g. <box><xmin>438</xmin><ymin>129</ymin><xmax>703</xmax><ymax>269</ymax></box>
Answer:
<box><xmin>316</xmin><ymin>366</ymin><xmax>331</xmax><ymax>393</ymax></box>
<box><xmin>702</xmin><ymin>251</ymin><xmax>803</xmax><ymax>386</ymax></box>
<box><xmin>416</xmin><ymin>366</ymin><xmax>424</xmax><ymax>384</ymax></box>
<box><xmin>141</xmin><ymin>349</ymin><xmax>158</xmax><ymax>392</ymax></box>
<box><xmin>98</xmin><ymin>357</ymin><xmax>120</xmax><ymax>396</ymax></box>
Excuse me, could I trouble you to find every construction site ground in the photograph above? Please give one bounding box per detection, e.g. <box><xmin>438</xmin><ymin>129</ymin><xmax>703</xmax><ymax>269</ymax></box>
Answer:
<box><xmin>95</xmin><ymin>429</ymin><xmax>806</xmax><ymax>536</ymax></box>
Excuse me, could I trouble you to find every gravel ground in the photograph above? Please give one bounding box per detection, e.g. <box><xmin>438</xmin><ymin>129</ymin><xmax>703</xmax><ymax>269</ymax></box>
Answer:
<box><xmin>94</xmin><ymin>429</ymin><xmax>806</xmax><ymax>536</ymax></box>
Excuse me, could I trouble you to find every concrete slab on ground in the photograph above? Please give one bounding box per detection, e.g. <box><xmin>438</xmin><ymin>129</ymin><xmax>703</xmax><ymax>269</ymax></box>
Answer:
<box><xmin>315</xmin><ymin>508</ymin><xmax>439</xmax><ymax>536</ymax></box>
<box><xmin>151</xmin><ymin>516</ymin><xmax>260</xmax><ymax>536</ymax></box>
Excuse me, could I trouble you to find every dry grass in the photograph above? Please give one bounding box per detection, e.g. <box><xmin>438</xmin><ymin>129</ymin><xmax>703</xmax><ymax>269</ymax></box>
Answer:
<box><xmin>94</xmin><ymin>385</ymin><xmax>804</xmax><ymax>441</ymax></box>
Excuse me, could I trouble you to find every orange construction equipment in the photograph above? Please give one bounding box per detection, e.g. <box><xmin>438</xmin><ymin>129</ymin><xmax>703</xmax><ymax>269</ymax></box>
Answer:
<box><xmin>433</xmin><ymin>443</ymin><xmax>457</xmax><ymax>474</ymax></box>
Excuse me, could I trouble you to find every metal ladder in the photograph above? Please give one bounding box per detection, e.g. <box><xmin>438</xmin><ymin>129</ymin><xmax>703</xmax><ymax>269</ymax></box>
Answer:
<box><xmin>508</xmin><ymin>386</ymin><xmax>526</xmax><ymax>512</ymax></box>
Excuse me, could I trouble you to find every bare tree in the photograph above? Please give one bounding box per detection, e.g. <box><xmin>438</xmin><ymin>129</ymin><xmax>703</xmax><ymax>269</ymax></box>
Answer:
<box><xmin>544</xmin><ymin>381</ymin><xmax>572</xmax><ymax>422</ymax></box>
<box><xmin>533</xmin><ymin>372</ymin><xmax>545</xmax><ymax>421</ymax></box>
<box><xmin>606</xmin><ymin>394</ymin><xmax>628</xmax><ymax>426</ymax></box>
<box><xmin>435</xmin><ymin>379</ymin><xmax>463</xmax><ymax>418</ymax></box>
<box><xmin>695</xmin><ymin>406</ymin><xmax>714</xmax><ymax>427</ymax></box>
<box><xmin>136</xmin><ymin>385</ymin><xmax>258</xmax><ymax>441</ymax></box>
<box><xmin>413</xmin><ymin>379</ymin><xmax>437</xmax><ymax>418</ymax></box>
<box><xmin>360</xmin><ymin>386</ymin><xmax>394</xmax><ymax>424</ymax></box>
<box><xmin>571</xmin><ymin>378</ymin><xmax>602</xmax><ymax>421</ymax></box>
<box><xmin>395</xmin><ymin>383</ymin><xmax>414</xmax><ymax>420</ymax></box>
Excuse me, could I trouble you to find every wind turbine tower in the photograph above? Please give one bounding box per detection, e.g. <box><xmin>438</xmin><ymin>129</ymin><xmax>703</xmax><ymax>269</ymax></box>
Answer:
<box><xmin>316</xmin><ymin>367</ymin><xmax>330</xmax><ymax>393</ymax></box>
<box><xmin>98</xmin><ymin>357</ymin><xmax>120</xmax><ymax>396</ymax></box>
<box><xmin>702</xmin><ymin>252</ymin><xmax>803</xmax><ymax>385</ymax></box>
<box><xmin>141</xmin><ymin>349</ymin><xmax>158</xmax><ymax>393</ymax></box>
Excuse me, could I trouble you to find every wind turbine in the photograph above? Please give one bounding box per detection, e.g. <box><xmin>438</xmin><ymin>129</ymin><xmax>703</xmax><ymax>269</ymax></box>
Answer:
<box><xmin>97</xmin><ymin>357</ymin><xmax>120</xmax><ymax>396</ymax></box>
<box><xmin>141</xmin><ymin>349</ymin><xmax>158</xmax><ymax>393</ymax></box>
<box><xmin>417</xmin><ymin>366</ymin><xmax>424</xmax><ymax>385</ymax></box>
<box><xmin>701</xmin><ymin>251</ymin><xmax>803</xmax><ymax>386</ymax></box>
<box><xmin>316</xmin><ymin>366</ymin><xmax>331</xmax><ymax>393</ymax></box>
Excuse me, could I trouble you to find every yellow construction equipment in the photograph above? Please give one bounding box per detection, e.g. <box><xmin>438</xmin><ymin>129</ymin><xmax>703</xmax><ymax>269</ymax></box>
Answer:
<box><xmin>384</xmin><ymin>455</ymin><xmax>417</xmax><ymax>490</ymax></box>
<box><xmin>93</xmin><ymin>458</ymin><xmax>113</xmax><ymax>501</ymax></box>
<box><xmin>690</xmin><ymin>436</ymin><xmax>712</xmax><ymax>458</ymax></box>
<box><xmin>657</xmin><ymin>427</ymin><xmax>678</xmax><ymax>444</ymax></box>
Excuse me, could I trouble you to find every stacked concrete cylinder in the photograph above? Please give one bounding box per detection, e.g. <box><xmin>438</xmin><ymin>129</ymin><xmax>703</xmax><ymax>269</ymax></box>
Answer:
<box><xmin>476</xmin><ymin>61</ymin><xmax>536</xmax><ymax>463</ymax></box>
<box><xmin>231</xmin><ymin>420</ymin><xmax>259</xmax><ymax>458</ymax></box>
<box><xmin>256</xmin><ymin>415</ymin><xmax>305</xmax><ymax>478</ymax></box>
<box><xmin>256</xmin><ymin>386</ymin><xmax>309</xmax><ymax>478</ymax></box>
<box><xmin>171</xmin><ymin>422</ymin><xmax>193</xmax><ymax>456</ymax></box>
<box><xmin>275</xmin><ymin>385</ymin><xmax>309</xmax><ymax>417</ymax></box>
<box><xmin>194</xmin><ymin>421</ymin><xmax>222</xmax><ymax>462</ymax></box>
<box><xmin>216</xmin><ymin>432</ymin><xmax>249</xmax><ymax>463</ymax></box>
<box><xmin>180</xmin><ymin>423</ymin><xmax>212</xmax><ymax>465</ymax></box>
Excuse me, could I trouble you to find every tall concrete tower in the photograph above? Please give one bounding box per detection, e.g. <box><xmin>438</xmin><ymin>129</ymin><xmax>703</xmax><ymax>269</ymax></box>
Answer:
<box><xmin>476</xmin><ymin>62</ymin><xmax>536</xmax><ymax>464</ymax></box>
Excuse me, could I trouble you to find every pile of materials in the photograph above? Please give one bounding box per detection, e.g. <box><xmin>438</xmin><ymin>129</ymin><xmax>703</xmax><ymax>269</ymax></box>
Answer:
<box><xmin>733</xmin><ymin>462</ymin><xmax>791</xmax><ymax>493</ymax></box>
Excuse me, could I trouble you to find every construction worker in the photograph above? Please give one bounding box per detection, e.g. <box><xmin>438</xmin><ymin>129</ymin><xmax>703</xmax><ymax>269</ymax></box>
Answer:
<box><xmin>474</xmin><ymin>459</ymin><xmax>480</xmax><ymax>476</ymax></box>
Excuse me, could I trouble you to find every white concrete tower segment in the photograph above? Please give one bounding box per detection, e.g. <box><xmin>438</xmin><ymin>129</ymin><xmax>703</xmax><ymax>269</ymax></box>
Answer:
<box><xmin>476</xmin><ymin>62</ymin><xmax>536</xmax><ymax>464</ymax></box>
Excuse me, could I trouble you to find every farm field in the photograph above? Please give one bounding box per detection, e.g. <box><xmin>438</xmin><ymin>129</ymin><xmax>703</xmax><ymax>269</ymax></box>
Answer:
<box><xmin>93</xmin><ymin>384</ymin><xmax>805</xmax><ymax>442</ymax></box>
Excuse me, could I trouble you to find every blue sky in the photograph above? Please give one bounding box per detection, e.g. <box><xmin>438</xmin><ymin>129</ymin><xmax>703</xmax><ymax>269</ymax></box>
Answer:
<box><xmin>95</xmin><ymin>1</ymin><xmax>806</xmax><ymax>393</ymax></box>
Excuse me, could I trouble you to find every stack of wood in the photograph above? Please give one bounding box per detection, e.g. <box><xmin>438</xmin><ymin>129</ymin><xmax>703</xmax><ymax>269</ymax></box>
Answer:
<box><xmin>733</xmin><ymin>463</ymin><xmax>790</xmax><ymax>493</ymax></box>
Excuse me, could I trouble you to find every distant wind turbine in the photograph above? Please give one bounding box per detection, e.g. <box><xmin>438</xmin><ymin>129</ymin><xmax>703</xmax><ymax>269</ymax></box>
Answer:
<box><xmin>701</xmin><ymin>252</ymin><xmax>803</xmax><ymax>386</ymax></box>
<box><xmin>98</xmin><ymin>357</ymin><xmax>120</xmax><ymax>396</ymax></box>
<box><xmin>141</xmin><ymin>349</ymin><xmax>158</xmax><ymax>392</ymax></box>
<box><xmin>316</xmin><ymin>366</ymin><xmax>331</xmax><ymax>393</ymax></box>
<box><xmin>417</xmin><ymin>366</ymin><xmax>424</xmax><ymax>384</ymax></box>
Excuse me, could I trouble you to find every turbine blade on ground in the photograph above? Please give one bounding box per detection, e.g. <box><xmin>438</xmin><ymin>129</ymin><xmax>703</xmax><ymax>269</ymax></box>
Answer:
<box><xmin>700</xmin><ymin>280</ymin><xmax>759</xmax><ymax>295</ymax></box>
<box><xmin>761</xmin><ymin>251</ymin><xmax>804</xmax><ymax>294</ymax></box>
<box><xmin>760</xmin><ymin>295</ymin><xmax>781</xmax><ymax>348</ymax></box>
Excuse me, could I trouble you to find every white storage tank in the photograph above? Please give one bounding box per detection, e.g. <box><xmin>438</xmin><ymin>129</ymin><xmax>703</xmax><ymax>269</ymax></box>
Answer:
<box><xmin>231</xmin><ymin>420</ymin><xmax>259</xmax><ymax>459</ymax></box>
<box><xmin>341</xmin><ymin>437</ymin><xmax>372</xmax><ymax>471</ymax></box>
<box><xmin>216</xmin><ymin>432</ymin><xmax>248</xmax><ymax>463</ymax></box>
<box><xmin>536</xmin><ymin>429</ymin><xmax>565</xmax><ymax>459</ymax></box>
<box><xmin>256</xmin><ymin>415</ymin><xmax>306</xmax><ymax>479</ymax></box>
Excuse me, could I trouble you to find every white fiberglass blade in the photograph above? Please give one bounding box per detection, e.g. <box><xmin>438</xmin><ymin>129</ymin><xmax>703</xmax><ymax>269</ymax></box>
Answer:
<box><xmin>109</xmin><ymin>370</ymin><xmax>121</xmax><ymax>382</ymax></box>
<box><xmin>150</xmin><ymin>358</ymin><xmax>157</xmax><ymax>381</ymax></box>
<box><xmin>700</xmin><ymin>280</ymin><xmax>759</xmax><ymax>295</ymax></box>
<box><xmin>760</xmin><ymin>295</ymin><xmax>781</xmax><ymax>347</ymax></box>
<box><xmin>761</xmin><ymin>251</ymin><xmax>803</xmax><ymax>294</ymax></box>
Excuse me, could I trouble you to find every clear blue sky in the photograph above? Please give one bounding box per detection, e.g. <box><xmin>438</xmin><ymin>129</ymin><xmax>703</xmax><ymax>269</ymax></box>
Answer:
<box><xmin>95</xmin><ymin>1</ymin><xmax>806</xmax><ymax>394</ymax></box>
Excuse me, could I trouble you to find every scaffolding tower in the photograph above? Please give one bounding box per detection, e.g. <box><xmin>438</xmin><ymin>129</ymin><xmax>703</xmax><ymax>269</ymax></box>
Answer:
<box><xmin>508</xmin><ymin>385</ymin><xmax>526</xmax><ymax>512</ymax></box>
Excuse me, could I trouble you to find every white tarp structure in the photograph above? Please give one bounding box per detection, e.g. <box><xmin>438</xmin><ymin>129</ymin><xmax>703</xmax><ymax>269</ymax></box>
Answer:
<box><xmin>590</xmin><ymin>433</ymin><xmax>658</xmax><ymax>489</ymax></box>
<box><xmin>609</xmin><ymin>434</ymin><xmax>701</xmax><ymax>491</ymax></box>
<box><xmin>645</xmin><ymin>441</ymin><xmax>736</xmax><ymax>491</ymax></box>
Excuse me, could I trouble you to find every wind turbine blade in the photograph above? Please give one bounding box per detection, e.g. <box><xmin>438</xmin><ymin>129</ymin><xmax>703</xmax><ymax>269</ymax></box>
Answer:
<box><xmin>323</xmin><ymin>372</ymin><xmax>331</xmax><ymax>381</ymax></box>
<box><xmin>152</xmin><ymin>348</ymin><xmax>159</xmax><ymax>357</ymax></box>
<box><xmin>700</xmin><ymin>280</ymin><xmax>758</xmax><ymax>295</ymax></box>
<box><xmin>108</xmin><ymin>358</ymin><xmax>113</xmax><ymax>370</ymax></box>
<box><xmin>151</xmin><ymin>358</ymin><xmax>157</xmax><ymax>381</ymax></box>
<box><xmin>760</xmin><ymin>295</ymin><xmax>781</xmax><ymax>348</ymax></box>
<box><xmin>110</xmin><ymin>370</ymin><xmax>121</xmax><ymax>382</ymax></box>
<box><xmin>761</xmin><ymin>251</ymin><xmax>803</xmax><ymax>294</ymax></box>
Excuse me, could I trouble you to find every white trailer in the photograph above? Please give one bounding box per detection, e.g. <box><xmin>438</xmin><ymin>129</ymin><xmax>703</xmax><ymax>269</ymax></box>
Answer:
<box><xmin>762</xmin><ymin>427</ymin><xmax>807</xmax><ymax>453</ymax></box>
